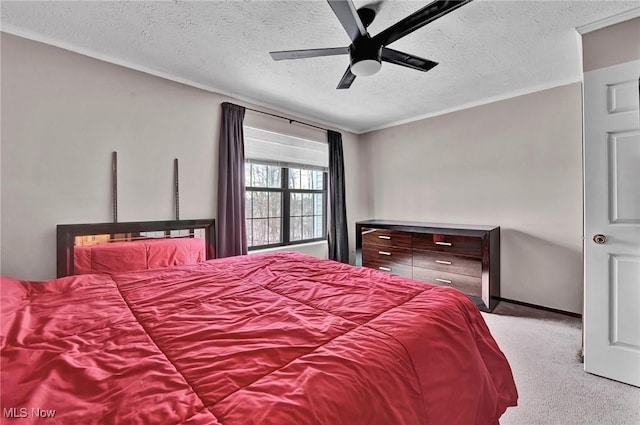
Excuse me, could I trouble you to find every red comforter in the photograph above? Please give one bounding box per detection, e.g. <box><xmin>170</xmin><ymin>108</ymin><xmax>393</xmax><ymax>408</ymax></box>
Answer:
<box><xmin>1</xmin><ymin>252</ymin><xmax>517</xmax><ymax>424</ymax></box>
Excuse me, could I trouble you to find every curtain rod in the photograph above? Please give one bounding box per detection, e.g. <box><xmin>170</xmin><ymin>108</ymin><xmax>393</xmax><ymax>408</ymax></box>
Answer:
<box><xmin>241</xmin><ymin>105</ymin><xmax>330</xmax><ymax>133</ymax></box>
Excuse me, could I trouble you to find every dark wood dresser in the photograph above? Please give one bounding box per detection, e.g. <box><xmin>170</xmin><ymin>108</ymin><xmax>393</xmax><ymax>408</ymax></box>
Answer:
<box><xmin>356</xmin><ymin>220</ymin><xmax>500</xmax><ymax>312</ymax></box>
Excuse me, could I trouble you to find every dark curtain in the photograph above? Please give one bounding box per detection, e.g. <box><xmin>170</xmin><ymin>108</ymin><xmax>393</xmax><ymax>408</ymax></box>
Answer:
<box><xmin>217</xmin><ymin>102</ymin><xmax>247</xmax><ymax>257</ymax></box>
<box><xmin>327</xmin><ymin>130</ymin><xmax>349</xmax><ymax>263</ymax></box>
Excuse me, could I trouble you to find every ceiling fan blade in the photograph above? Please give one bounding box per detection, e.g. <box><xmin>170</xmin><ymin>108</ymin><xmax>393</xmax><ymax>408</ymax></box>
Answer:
<box><xmin>337</xmin><ymin>67</ymin><xmax>356</xmax><ymax>89</ymax></box>
<box><xmin>373</xmin><ymin>0</ymin><xmax>473</xmax><ymax>47</ymax></box>
<box><xmin>270</xmin><ymin>47</ymin><xmax>349</xmax><ymax>61</ymax></box>
<box><xmin>327</xmin><ymin>0</ymin><xmax>368</xmax><ymax>42</ymax></box>
<box><xmin>381</xmin><ymin>48</ymin><xmax>438</xmax><ymax>72</ymax></box>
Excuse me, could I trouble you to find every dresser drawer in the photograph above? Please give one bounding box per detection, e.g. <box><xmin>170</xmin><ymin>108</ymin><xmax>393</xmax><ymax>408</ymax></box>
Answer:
<box><xmin>413</xmin><ymin>250</ymin><xmax>481</xmax><ymax>277</ymax></box>
<box><xmin>362</xmin><ymin>228</ymin><xmax>412</xmax><ymax>248</ymax></box>
<box><xmin>363</xmin><ymin>244</ymin><xmax>412</xmax><ymax>266</ymax></box>
<box><xmin>356</xmin><ymin>220</ymin><xmax>499</xmax><ymax>312</ymax></box>
<box><xmin>362</xmin><ymin>259</ymin><xmax>413</xmax><ymax>278</ymax></box>
<box><xmin>413</xmin><ymin>267</ymin><xmax>482</xmax><ymax>298</ymax></box>
<box><xmin>412</xmin><ymin>233</ymin><xmax>482</xmax><ymax>258</ymax></box>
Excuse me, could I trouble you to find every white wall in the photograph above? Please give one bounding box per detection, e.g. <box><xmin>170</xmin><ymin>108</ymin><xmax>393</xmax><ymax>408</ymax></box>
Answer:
<box><xmin>0</xmin><ymin>33</ymin><xmax>364</xmax><ymax>280</ymax></box>
<box><xmin>360</xmin><ymin>83</ymin><xmax>584</xmax><ymax>313</ymax></box>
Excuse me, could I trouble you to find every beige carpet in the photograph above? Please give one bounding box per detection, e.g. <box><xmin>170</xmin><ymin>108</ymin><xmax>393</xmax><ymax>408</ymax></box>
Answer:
<box><xmin>482</xmin><ymin>302</ymin><xmax>640</xmax><ymax>425</ymax></box>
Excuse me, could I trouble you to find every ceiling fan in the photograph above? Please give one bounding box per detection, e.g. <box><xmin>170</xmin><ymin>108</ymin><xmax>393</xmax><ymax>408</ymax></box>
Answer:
<box><xmin>269</xmin><ymin>0</ymin><xmax>473</xmax><ymax>89</ymax></box>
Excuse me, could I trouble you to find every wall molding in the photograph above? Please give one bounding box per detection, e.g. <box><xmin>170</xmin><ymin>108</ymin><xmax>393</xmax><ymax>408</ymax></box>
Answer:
<box><xmin>364</xmin><ymin>79</ymin><xmax>583</xmax><ymax>133</ymax></box>
<box><xmin>5</xmin><ymin>8</ymin><xmax>634</xmax><ymax>137</ymax></box>
<box><xmin>497</xmin><ymin>297</ymin><xmax>582</xmax><ymax>319</ymax></box>
<box><xmin>0</xmin><ymin>25</ymin><xmax>354</xmax><ymax>135</ymax></box>
<box><xmin>576</xmin><ymin>7</ymin><xmax>640</xmax><ymax>34</ymax></box>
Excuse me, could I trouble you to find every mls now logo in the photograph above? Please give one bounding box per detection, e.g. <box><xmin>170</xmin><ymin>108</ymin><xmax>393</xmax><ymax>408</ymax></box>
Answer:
<box><xmin>3</xmin><ymin>407</ymin><xmax>56</xmax><ymax>418</ymax></box>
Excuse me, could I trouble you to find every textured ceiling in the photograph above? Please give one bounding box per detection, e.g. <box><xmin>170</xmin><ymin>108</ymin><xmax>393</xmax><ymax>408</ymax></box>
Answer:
<box><xmin>1</xmin><ymin>0</ymin><xmax>639</xmax><ymax>133</ymax></box>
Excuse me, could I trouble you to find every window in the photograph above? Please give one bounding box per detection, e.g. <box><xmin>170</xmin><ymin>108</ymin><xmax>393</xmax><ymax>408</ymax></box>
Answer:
<box><xmin>243</xmin><ymin>126</ymin><xmax>328</xmax><ymax>250</ymax></box>
<box><xmin>245</xmin><ymin>162</ymin><xmax>327</xmax><ymax>249</ymax></box>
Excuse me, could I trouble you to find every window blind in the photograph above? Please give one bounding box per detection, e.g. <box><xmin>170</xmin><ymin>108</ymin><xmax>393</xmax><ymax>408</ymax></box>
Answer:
<box><xmin>244</xmin><ymin>126</ymin><xmax>328</xmax><ymax>169</ymax></box>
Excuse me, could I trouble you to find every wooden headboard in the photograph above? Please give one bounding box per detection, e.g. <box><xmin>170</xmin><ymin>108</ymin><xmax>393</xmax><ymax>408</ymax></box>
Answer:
<box><xmin>56</xmin><ymin>219</ymin><xmax>216</xmax><ymax>278</ymax></box>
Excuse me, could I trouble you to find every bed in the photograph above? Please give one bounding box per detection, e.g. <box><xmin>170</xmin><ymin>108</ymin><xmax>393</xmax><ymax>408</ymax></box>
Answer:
<box><xmin>1</xmin><ymin>220</ymin><xmax>517</xmax><ymax>425</ymax></box>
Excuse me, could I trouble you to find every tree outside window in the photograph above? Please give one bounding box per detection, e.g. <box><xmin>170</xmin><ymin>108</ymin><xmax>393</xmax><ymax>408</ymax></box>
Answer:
<box><xmin>245</xmin><ymin>162</ymin><xmax>326</xmax><ymax>249</ymax></box>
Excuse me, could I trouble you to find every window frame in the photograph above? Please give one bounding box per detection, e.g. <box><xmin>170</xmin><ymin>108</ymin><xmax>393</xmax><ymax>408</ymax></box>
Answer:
<box><xmin>245</xmin><ymin>162</ymin><xmax>327</xmax><ymax>250</ymax></box>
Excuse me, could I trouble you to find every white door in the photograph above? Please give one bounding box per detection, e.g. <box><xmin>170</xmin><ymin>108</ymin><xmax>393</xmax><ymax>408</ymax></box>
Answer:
<box><xmin>584</xmin><ymin>59</ymin><xmax>640</xmax><ymax>387</ymax></box>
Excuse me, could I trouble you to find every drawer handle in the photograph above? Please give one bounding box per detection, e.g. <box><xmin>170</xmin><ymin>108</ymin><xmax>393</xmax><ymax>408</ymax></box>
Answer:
<box><xmin>378</xmin><ymin>235</ymin><xmax>391</xmax><ymax>240</ymax></box>
<box><xmin>379</xmin><ymin>266</ymin><xmax>392</xmax><ymax>272</ymax></box>
<box><xmin>378</xmin><ymin>251</ymin><xmax>391</xmax><ymax>256</ymax></box>
<box><xmin>435</xmin><ymin>278</ymin><xmax>452</xmax><ymax>284</ymax></box>
<box><xmin>435</xmin><ymin>260</ymin><xmax>452</xmax><ymax>265</ymax></box>
<box><xmin>435</xmin><ymin>241</ymin><xmax>452</xmax><ymax>246</ymax></box>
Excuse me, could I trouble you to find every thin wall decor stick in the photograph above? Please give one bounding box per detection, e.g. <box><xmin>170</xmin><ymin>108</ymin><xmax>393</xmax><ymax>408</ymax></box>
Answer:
<box><xmin>174</xmin><ymin>158</ymin><xmax>180</xmax><ymax>220</ymax></box>
<box><xmin>112</xmin><ymin>151</ymin><xmax>118</xmax><ymax>223</ymax></box>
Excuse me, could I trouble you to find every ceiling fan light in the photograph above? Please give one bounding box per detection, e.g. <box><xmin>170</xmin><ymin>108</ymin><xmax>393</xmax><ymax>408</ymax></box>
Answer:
<box><xmin>351</xmin><ymin>58</ymin><xmax>382</xmax><ymax>77</ymax></box>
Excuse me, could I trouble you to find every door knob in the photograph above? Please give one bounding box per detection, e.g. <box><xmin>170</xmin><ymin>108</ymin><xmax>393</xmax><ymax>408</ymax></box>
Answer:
<box><xmin>593</xmin><ymin>234</ymin><xmax>607</xmax><ymax>244</ymax></box>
